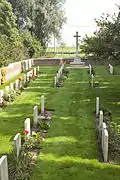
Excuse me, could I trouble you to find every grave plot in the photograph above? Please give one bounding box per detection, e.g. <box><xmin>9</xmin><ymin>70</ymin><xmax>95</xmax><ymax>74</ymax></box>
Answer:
<box><xmin>31</xmin><ymin>67</ymin><xmax>120</xmax><ymax>180</ymax></box>
<box><xmin>54</xmin><ymin>64</ymin><xmax>69</xmax><ymax>88</ymax></box>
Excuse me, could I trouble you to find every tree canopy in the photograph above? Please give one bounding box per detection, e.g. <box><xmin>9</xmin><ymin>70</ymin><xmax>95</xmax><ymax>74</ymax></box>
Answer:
<box><xmin>81</xmin><ymin>8</ymin><xmax>120</xmax><ymax>62</ymax></box>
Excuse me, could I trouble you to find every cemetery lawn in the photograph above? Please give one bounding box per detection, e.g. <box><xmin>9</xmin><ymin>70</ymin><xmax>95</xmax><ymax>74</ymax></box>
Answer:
<box><xmin>31</xmin><ymin>67</ymin><xmax>120</xmax><ymax>180</ymax></box>
<box><xmin>0</xmin><ymin>66</ymin><xmax>58</xmax><ymax>156</ymax></box>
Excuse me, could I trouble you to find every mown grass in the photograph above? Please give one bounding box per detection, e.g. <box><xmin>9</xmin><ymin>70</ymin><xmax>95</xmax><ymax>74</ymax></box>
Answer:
<box><xmin>0</xmin><ymin>66</ymin><xmax>58</xmax><ymax>156</ymax></box>
<box><xmin>31</xmin><ymin>67</ymin><xmax>120</xmax><ymax>180</ymax></box>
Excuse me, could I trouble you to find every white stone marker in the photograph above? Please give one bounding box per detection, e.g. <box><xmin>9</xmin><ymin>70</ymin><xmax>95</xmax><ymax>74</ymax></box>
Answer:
<box><xmin>0</xmin><ymin>155</ymin><xmax>8</xmax><ymax>180</ymax></box>
<box><xmin>14</xmin><ymin>133</ymin><xmax>21</xmax><ymax>158</ymax></box>
<box><xmin>24</xmin><ymin>118</ymin><xmax>31</xmax><ymax>140</ymax></box>
<box><xmin>41</xmin><ymin>95</ymin><xmax>45</xmax><ymax>113</ymax></box>
<box><xmin>0</xmin><ymin>90</ymin><xmax>4</xmax><ymax>103</ymax></box>
<box><xmin>34</xmin><ymin>68</ymin><xmax>36</xmax><ymax>76</ymax></box>
<box><xmin>102</xmin><ymin>122</ymin><xmax>107</xmax><ymax>149</ymax></box>
<box><xmin>5</xmin><ymin>86</ymin><xmax>9</xmax><ymax>93</ymax></box>
<box><xmin>96</xmin><ymin>97</ymin><xmax>99</xmax><ymax>115</ymax></box>
<box><xmin>10</xmin><ymin>83</ymin><xmax>14</xmax><ymax>90</ymax></box>
<box><xmin>103</xmin><ymin>129</ymin><xmax>108</xmax><ymax>162</ymax></box>
<box><xmin>37</xmin><ymin>66</ymin><xmax>40</xmax><ymax>72</ymax></box>
<box><xmin>27</xmin><ymin>72</ymin><xmax>30</xmax><ymax>81</ymax></box>
<box><xmin>99</xmin><ymin>111</ymin><xmax>103</xmax><ymax>129</ymax></box>
<box><xmin>109</xmin><ymin>64</ymin><xmax>113</xmax><ymax>74</ymax></box>
<box><xmin>89</xmin><ymin>64</ymin><xmax>92</xmax><ymax>75</ymax></box>
<box><xmin>15</xmin><ymin>79</ymin><xmax>19</xmax><ymax>90</ymax></box>
<box><xmin>24</xmin><ymin>74</ymin><xmax>27</xmax><ymax>84</ymax></box>
<box><xmin>54</xmin><ymin>76</ymin><xmax>57</xmax><ymax>88</ymax></box>
<box><xmin>33</xmin><ymin>106</ymin><xmax>38</xmax><ymax>125</ymax></box>
<box><xmin>91</xmin><ymin>74</ymin><xmax>94</xmax><ymax>88</ymax></box>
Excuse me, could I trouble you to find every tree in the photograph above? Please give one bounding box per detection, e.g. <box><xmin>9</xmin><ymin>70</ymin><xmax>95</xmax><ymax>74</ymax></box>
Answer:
<box><xmin>81</xmin><ymin>9</ymin><xmax>120</xmax><ymax>62</ymax></box>
<box><xmin>0</xmin><ymin>0</ymin><xmax>17</xmax><ymax>36</ymax></box>
<box><xmin>8</xmin><ymin>0</ymin><xmax>67</xmax><ymax>47</ymax></box>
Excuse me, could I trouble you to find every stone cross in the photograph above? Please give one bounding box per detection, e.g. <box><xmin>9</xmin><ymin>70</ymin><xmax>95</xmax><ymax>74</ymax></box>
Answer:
<box><xmin>74</xmin><ymin>31</ymin><xmax>80</xmax><ymax>57</ymax></box>
<box><xmin>96</xmin><ymin>97</ymin><xmax>99</xmax><ymax>115</ymax></box>
<box><xmin>14</xmin><ymin>133</ymin><xmax>21</xmax><ymax>158</ymax></box>
<box><xmin>41</xmin><ymin>95</ymin><xmax>45</xmax><ymax>113</ymax></box>
<box><xmin>0</xmin><ymin>155</ymin><xmax>8</xmax><ymax>180</ymax></box>
<box><xmin>24</xmin><ymin>118</ymin><xmax>31</xmax><ymax>140</ymax></box>
<box><xmin>33</xmin><ymin>106</ymin><xmax>38</xmax><ymax>125</ymax></box>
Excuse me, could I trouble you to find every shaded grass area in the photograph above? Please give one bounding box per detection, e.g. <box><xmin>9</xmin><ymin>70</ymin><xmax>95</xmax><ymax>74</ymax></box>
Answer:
<box><xmin>0</xmin><ymin>66</ymin><xmax>58</xmax><ymax>156</ymax></box>
<box><xmin>31</xmin><ymin>68</ymin><xmax>120</xmax><ymax>180</ymax></box>
<box><xmin>92</xmin><ymin>66</ymin><xmax>120</xmax><ymax>124</ymax></box>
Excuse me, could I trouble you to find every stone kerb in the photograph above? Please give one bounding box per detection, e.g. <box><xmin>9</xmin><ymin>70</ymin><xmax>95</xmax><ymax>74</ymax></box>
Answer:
<box><xmin>0</xmin><ymin>155</ymin><xmax>9</xmax><ymax>180</ymax></box>
<box><xmin>14</xmin><ymin>133</ymin><xmax>21</xmax><ymax>158</ymax></box>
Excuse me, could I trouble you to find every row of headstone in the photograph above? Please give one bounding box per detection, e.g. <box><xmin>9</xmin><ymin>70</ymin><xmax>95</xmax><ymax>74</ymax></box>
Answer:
<box><xmin>54</xmin><ymin>64</ymin><xmax>64</xmax><ymax>88</ymax></box>
<box><xmin>95</xmin><ymin>97</ymin><xmax>108</xmax><ymax>162</ymax></box>
<box><xmin>33</xmin><ymin>95</ymin><xmax>45</xmax><ymax>125</ymax></box>
<box><xmin>0</xmin><ymin>117</ymin><xmax>31</xmax><ymax>180</ymax></box>
<box><xmin>24</xmin><ymin>59</ymin><xmax>34</xmax><ymax>71</ymax></box>
<box><xmin>108</xmin><ymin>64</ymin><xmax>113</xmax><ymax>74</ymax></box>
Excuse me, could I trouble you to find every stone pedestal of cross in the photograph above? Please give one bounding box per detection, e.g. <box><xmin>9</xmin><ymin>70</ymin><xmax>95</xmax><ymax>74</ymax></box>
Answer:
<box><xmin>74</xmin><ymin>31</ymin><xmax>80</xmax><ymax>57</ymax></box>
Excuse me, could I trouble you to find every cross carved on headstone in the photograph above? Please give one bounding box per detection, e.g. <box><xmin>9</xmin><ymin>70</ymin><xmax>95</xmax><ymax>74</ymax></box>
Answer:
<box><xmin>74</xmin><ymin>31</ymin><xmax>80</xmax><ymax>57</ymax></box>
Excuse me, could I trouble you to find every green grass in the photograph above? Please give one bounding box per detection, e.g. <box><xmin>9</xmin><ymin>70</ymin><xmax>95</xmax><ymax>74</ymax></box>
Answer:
<box><xmin>1</xmin><ymin>65</ymin><xmax>120</xmax><ymax>179</ymax></box>
<box><xmin>31</xmin><ymin>67</ymin><xmax>120</xmax><ymax>180</ymax></box>
<box><xmin>47</xmin><ymin>47</ymin><xmax>76</xmax><ymax>53</ymax></box>
<box><xmin>0</xmin><ymin>66</ymin><xmax>58</xmax><ymax>156</ymax></box>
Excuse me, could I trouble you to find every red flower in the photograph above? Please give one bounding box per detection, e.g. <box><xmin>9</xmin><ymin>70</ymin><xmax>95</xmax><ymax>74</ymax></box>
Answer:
<box><xmin>108</xmin><ymin>66</ymin><xmax>110</xmax><ymax>69</ymax></box>
<box><xmin>44</xmin><ymin>108</ymin><xmax>47</xmax><ymax>112</ymax></box>
<box><xmin>2</xmin><ymin>96</ymin><xmax>5</xmax><ymax>99</ymax></box>
<box><xmin>23</xmin><ymin>130</ymin><xmax>29</xmax><ymax>135</ymax></box>
<box><xmin>108</xmin><ymin>135</ymin><xmax>110</xmax><ymax>140</ymax></box>
<box><xmin>32</xmin><ymin>74</ymin><xmax>36</xmax><ymax>77</ymax></box>
<box><xmin>18</xmin><ymin>77</ymin><xmax>22</xmax><ymax>81</ymax></box>
<box><xmin>29</xmin><ymin>76</ymin><xmax>32</xmax><ymax>79</ymax></box>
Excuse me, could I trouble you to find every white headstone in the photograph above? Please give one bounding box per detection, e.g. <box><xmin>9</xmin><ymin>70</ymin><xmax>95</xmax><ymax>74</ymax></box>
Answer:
<box><xmin>54</xmin><ymin>76</ymin><xmax>57</xmax><ymax>88</ymax></box>
<box><xmin>103</xmin><ymin>129</ymin><xmax>108</xmax><ymax>162</ymax></box>
<box><xmin>0</xmin><ymin>90</ymin><xmax>4</xmax><ymax>103</ymax></box>
<box><xmin>96</xmin><ymin>97</ymin><xmax>99</xmax><ymax>115</ymax></box>
<box><xmin>5</xmin><ymin>86</ymin><xmax>9</xmax><ymax>93</ymax></box>
<box><xmin>10</xmin><ymin>83</ymin><xmax>14</xmax><ymax>90</ymax></box>
<box><xmin>15</xmin><ymin>79</ymin><xmax>19</xmax><ymax>90</ymax></box>
<box><xmin>91</xmin><ymin>74</ymin><xmax>94</xmax><ymax>88</ymax></box>
<box><xmin>0</xmin><ymin>156</ymin><xmax>8</xmax><ymax>180</ymax></box>
<box><xmin>99</xmin><ymin>111</ymin><xmax>103</xmax><ymax>129</ymax></box>
<box><xmin>37</xmin><ymin>66</ymin><xmax>40</xmax><ymax>72</ymax></box>
<box><xmin>24</xmin><ymin>118</ymin><xmax>31</xmax><ymax>140</ymax></box>
<box><xmin>89</xmin><ymin>64</ymin><xmax>92</xmax><ymax>75</ymax></box>
<box><xmin>33</xmin><ymin>106</ymin><xmax>38</xmax><ymax>125</ymax></box>
<box><xmin>24</xmin><ymin>74</ymin><xmax>27</xmax><ymax>84</ymax></box>
<box><xmin>102</xmin><ymin>122</ymin><xmax>107</xmax><ymax>149</ymax></box>
<box><xmin>41</xmin><ymin>95</ymin><xmax>44</xmax><ymax>113</ymax></box>
<box><xmin>34</xmin><ymin>68</ymin><xmax>36</xmax><ymax>76</ymax></box>
<box><xmin>28</xmin><ymin>59</ymin><xmax>32</xmax><ymax>69</ymax></box>
<box><xmin>109</xmin><ymin>64</ymin><xmax>113</xmax><ymax>74</ymax></box>
<box><xmin>14</xmin><ymin>133</ymin><xmax>21</xmax><ymax>158</ymax></box>
<box><xmin>27</xmin><ymin>72</ymin><xmax>30</xmax><ymax>81</ymax></box>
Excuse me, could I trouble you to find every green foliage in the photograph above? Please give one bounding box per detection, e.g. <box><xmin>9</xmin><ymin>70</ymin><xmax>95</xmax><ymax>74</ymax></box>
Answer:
<box><xmin>81</xmin><ymin>11</ymin><xmax>120</xmax><ymax>62</ymax></box>
<box><xmin>8</xmin><ymin>0</ymin><xmax>66</xmax><ymax>46</ymax></box>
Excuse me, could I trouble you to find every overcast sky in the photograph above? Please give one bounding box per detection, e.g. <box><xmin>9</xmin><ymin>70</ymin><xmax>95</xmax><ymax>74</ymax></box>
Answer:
<box><xmin>50</xmin><ymin>0</ymin><xmax>119</xmax><ymax>47</ymax></box>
